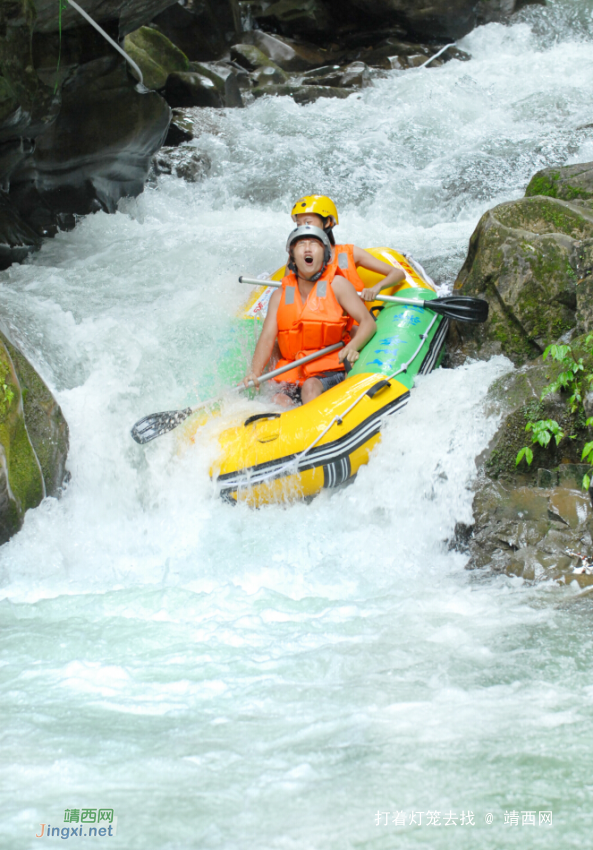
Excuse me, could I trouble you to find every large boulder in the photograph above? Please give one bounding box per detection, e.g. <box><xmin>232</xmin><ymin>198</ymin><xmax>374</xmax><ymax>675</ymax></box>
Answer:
<box><xmin>450</xmin><ymin>195</ymin><xmax>593</xmax><ymax>366</ymax></box>
<box><xmin>525</xmin><ymin>162</ymin><xmax>593</xmax><ymax>203</ymax></box>
<box><xmin>0</xmin><ymin>0</ymin><xmax>176</xmax><ymax>263</ymax></box>
<box><xmin>9</xmin><ymin>57</ymin><xmax>170</xmax><ymax>225</ymax></box>
<box><xmin>255</xmin><ymin>0</ymin><xmax>333</xmax><ymax>40</ymax></box>
<box><xmin>152</xmin><ymin>0</ymin><xmax>242</xmax><ymax>62</ymax></box>
<box><xmin>0</xmin><ymin>191</ymin><xmax>42</xmax><ymax>269</ymax></box>
<box><xmin>0</xmin><ymin>330</ymin><xmax>69</xmax><ymax>544</ymax></box>
<box><xmin>340</xmin><ymin>0</ymin><xmax>478</xmax><ymax>40</ymax></box>
<box><xmin>452</xmin><ymin>355</ymin><xmax>593</xmax><ymax>584</ymax></box>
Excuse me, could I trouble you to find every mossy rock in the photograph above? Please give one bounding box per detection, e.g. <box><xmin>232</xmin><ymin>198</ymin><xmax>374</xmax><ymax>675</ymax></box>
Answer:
<box><xmin>231</xmin><ymin>43</ymin><xmax>281</xmax><ymax>72</ymax></box>
<box><xmin>0</xmin><ymin>333</ymin><xmax>69</xmax><ymax>544</ymax></box>
<box><xmin>525</xmin><ymin>162</ymin><xmax>593</xmax><ymax>204</ymax></box>
<box><xmin>451</xmin><ymin>196</ymin><xmax>593</xmax><ymax>365</ymax></box>
<box><xmin>123</xmin><ymin>27</ymin><xmax>189</xmax><ymax>91</ymax></box>
<box><xmin>0</xmin><ymin>340</ymin><xmax>43</xmax><ymax>543</ymax></box>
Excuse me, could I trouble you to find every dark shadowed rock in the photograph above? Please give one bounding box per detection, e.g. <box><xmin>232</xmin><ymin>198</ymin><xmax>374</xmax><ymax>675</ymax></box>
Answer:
<box><xmin>239</xmin><ymin>30</ymin><xmax>336</xmax><ymax>72</ymax></box>
<box><xmin>165</xmin><ymin>71</ymin><xmax>224</xmax><ymax>108</ymax></box>
<box><xmin>0</xmin><ymin>192</ymin><xmax>43</xmax><ymax>269</ymax></box>
<box><xmin>255</xmin><ymin>0</ymin><xmax>333</xmax><ymax>39</ymax></box>
<box><xmin>475</xmin><ymin>0</ymin><xmax>545</xmax><ymax>26</ymax></box>
<box><xmin>10</xmin><ymin>58</ymin><xmax>170</xmax><ymax>220</ymax></box>
<box><xmin>152</xmin><ymin>0</ymin><xmax>242</xmax><ymax>61</ymax></box>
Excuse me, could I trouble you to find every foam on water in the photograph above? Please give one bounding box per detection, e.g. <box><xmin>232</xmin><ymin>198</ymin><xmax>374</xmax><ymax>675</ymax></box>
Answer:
<box><xmin>2</xmin><ymin>1</ymin><xmax>593</xmax><ymax>847</ymax></box>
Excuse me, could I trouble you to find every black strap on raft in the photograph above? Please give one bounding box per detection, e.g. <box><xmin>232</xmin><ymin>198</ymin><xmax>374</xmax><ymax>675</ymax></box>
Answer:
<box><xmin>370</xmin><ymin>305</ymin><xmax>384</xmax><ymax>318</ymax></box>
<box><xmin>244</xmin><ymin>412</ymin><xmax>281</xmax><ymax>427</ymax></box>
<box><xmin>366</xmin><ymin>380</ymin><xmax>391</xmax><ymax>399</ymax></box>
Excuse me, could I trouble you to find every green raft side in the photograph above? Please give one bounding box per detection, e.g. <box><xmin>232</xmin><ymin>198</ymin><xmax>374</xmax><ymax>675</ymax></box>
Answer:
<box><xmin>349</xmin><ymin>289</ymin><xmax>443</xmax><ymax>390</ymax></box>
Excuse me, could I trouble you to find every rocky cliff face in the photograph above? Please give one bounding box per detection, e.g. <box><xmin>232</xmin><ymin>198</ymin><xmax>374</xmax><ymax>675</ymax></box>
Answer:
<box><xmin>450</xmin><ymin>161</ymin><xmax>593</xmax><ymax>588</ymax></box>
<box><xmin>0</xmin><ymin>0</ymin><xmax>543</xmax><ymax>270</ymax></box>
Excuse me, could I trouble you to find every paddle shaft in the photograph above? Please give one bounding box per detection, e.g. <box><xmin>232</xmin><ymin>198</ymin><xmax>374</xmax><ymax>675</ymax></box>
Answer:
<box><xmin>130</xmin><ymin>342</ymin><xmax>344</xmax><ymax>443</ymax></box>
<box><xmin>238</xmin><ymin>276</ymin><xmax>488</xmax><ymax>323</ymax></box>
<box><xmin>240</xmin><ymin>275</ymin><xmax>437</xmax><ymax>308</ymax></box>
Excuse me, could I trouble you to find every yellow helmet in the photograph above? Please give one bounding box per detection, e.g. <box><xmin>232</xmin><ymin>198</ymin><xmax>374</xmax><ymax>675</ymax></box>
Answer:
<box><xmin>291</xmin><ymin>195</ymin><xmax>339</xmax><ymax>226</ymax></box>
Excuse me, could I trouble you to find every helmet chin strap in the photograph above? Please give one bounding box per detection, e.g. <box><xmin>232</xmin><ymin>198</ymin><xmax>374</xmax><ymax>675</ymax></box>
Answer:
<box><xmin>289</xmin><ymin>255</ymin><xmax>327</xmax><ymax>282</ymax></box>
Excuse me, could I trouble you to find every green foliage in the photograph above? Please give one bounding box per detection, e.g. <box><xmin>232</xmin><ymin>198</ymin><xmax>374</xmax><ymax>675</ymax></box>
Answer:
<box><xmin>515</xmin><ymin>335</ymin><xmax>593</xmax><ymax>489</ymax></box>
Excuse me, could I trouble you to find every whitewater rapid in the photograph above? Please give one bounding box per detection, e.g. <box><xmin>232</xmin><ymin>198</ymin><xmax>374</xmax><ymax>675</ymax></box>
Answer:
<box><xmin>2</xmin><ymin>2</ymin><xmax>593</xmax><ymax>847</ymax></box>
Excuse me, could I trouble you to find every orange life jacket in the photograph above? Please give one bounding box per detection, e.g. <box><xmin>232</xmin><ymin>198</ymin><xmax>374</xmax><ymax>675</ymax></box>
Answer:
<box><xmin>275</xmin><ymin>270</ymin><xmax>350</xmax><ymax>385</ymax></box>
<box><xmin>325</xmin><ymin>244</ymin><xmax>365</xmax><ymax>292</ymax></box>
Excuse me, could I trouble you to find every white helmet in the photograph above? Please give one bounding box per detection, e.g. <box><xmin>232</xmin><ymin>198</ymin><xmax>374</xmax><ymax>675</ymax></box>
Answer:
<box><xmin>285</xmin><ymin>224</ymin><xmax>332</xmax><ymax>266</ymax></box>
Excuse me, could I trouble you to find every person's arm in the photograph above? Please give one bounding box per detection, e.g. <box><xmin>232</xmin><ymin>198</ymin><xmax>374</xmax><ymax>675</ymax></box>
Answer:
<box><xmin>352</xmin><ymin>246</ymin><xmax>406</xmax><ymax>302</ymax></box>
<box><xmin>243</xmin><ymin>289</ymin><xmax>281</xmax><ymax>388</ymax></box>
<box><xmin>332</xmin><ymin>277</ymin><xmax>376</xmax><ymax>365</ymax></box>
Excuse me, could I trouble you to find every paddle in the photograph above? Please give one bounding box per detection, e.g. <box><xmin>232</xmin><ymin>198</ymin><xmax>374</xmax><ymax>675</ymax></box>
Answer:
<box><xmin>130</xmin><ymin>342</ymin><xmax>344</xmax><ymax>444</ymax></box>
<box><xmin>239</xmin><ymin>276</ymin><xmax>489</xmax><ymax>324</ymax></box>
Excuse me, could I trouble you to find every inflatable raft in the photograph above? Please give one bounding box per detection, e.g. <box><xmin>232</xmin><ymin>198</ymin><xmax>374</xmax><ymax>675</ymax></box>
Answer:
<box><xmin>207</xmin><ymin>249</ymin><xmax>447</xmax><ymax>506</ymax></box>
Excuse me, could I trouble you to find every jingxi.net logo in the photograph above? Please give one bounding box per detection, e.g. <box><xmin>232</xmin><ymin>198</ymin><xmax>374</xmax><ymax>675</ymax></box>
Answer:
<box><xmin>36</xmin><ymin>809</ymin><xmax>117</xmax><ymax>839</ymax></box>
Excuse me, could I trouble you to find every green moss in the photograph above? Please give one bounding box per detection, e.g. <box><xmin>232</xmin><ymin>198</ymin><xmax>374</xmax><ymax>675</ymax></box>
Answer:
<box><xmin>525</xmin><ymin>172</ymin><xmax>559</xmax><ymax>198</ymax></box>
<box><xmin>0</xmin><ymin>331</ymin><xmax>68</xmax><ymax>497</ymax></box>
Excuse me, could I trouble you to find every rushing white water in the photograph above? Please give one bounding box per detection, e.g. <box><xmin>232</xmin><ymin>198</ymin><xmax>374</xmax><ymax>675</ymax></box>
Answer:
<box><xmin>3</xmin><ymin>2</ymin><xmax>593</xmax><ymax>847</ymax></box>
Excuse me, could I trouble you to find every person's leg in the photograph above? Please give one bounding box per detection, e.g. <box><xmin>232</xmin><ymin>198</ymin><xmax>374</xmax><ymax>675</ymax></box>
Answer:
<box><xmin>301</xmin><ymin>371</ymin><xmax>345</xmax><ymax>404</ymax></box>
<box><xmin>273</xmin><ymin>383</ymin><xmax>302</xmax><ymax>406</ymax></box>
<box><xmin>301</xmin><ymin>377</ymin><xmax>324</xmax><ymax>404</ymax></box>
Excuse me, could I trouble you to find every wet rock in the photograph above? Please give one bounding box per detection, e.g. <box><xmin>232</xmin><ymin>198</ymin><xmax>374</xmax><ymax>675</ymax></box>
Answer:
<box><xmin>0</xmin><ymin>192</ymin><xmax>43</xmax><ymax>269</ymax></box>
<box><xmin>123</xmin><ymin>26</ymin><xmax>189</xmax><ymax>91</ymax></box>
<box><xmin>239</xmin><ymin>30</ymin><xmax>335</xmax><ymax>72</ymax></box>
<box><xmin>300</xmin><ymin>61</ymin><xmax>371</xmax><ymax>87</ymax></box>
<box><xmin>250</xmin><ymin>65</ymin><xmax>289</xmax><ymax>87</ymax></box>
<box><xmin>151</xmin><ymin>0</ymin><xmax>242</xmax><ymax>62</ymax></box>
<box><xmin>152</xmin><ymin>145</ymin><xmax>212</xmax><ymax>182</ymax></box>
<box><xmin>526</xmin><ymin>161</ymin><xmax>593</xmax><ymax>204</ymax></box>
<box><xmin>1</xmin><ymin>331</ymin><xmax>69</xmax><ymax>499</ymax></box>
<box><xmin>475</xmin><ymin>0</ymin><xmax>545</xmax><ymax>26</ymax></box>
<box><xmin>450</xmin><ymin>196</ymin><xmax>593</xmax><ymax>366</ymax></box>
<box><xmin>190</xmin><ymin>62</ymin><xmax>246</xmax><ymax>107</ymax></box>
<box><xmin>462</xmin><ymin>479</ymin><xmax>593</xmax><ymax>586</ymax></box>
<box><xmin>30</xmin><ymin>0</ymin><xmax>181</xmax><ymax>37</ymax></box>
<box><xmin>10</xmin><ymin>59</ymin><xmax>171</xmax><ymax>220</ymax></box>
<box><xmin>340</xmin><ymin>0</ymin><xmax>478</xmax><ymax>41</ymax></box>
<box><xmin>231</xmin><ymin>43</ymin><xmax>276</xmax><ymax>72</ymax></box>
<box><xmin>252</xmin><ymin>83</ymin><xmax>353</xmax><ymax>104</ymax></box>
<box><xmin>0</xmin><ymin>331</ymin><xmax>69</xmax><ymax>545</ymax></box>
<box><xmin>255</xmin><ymin>0</ymin><xmax>332</xmax><ymax>39</ymax></box>
<box><xmin>164</xmin><ymin>71</ymin><xmax>224</xmax><ymax>108</ymax></box>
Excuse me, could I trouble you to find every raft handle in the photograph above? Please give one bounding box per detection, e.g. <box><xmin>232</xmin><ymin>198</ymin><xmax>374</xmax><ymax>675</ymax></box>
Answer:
<box><xmin>366</xmin><ymin>380</ymin><xmax>391</xmax><ymax>399</ymax></box>
<box><xmin>244</xmin><ymin>412</ymin><xmax>282</xmax><ymax>427</ymax></box>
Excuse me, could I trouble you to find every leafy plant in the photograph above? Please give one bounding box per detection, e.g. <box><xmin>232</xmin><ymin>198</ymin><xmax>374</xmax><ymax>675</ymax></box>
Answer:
<box><xmin>516</xmin><ymin>334</ymin><xmax>593</xmax><ymax>488</ymax></box>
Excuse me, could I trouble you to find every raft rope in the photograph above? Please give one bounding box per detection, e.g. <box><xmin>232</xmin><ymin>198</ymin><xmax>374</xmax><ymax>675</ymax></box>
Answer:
<box><xmin>419</xmin><ymin>43</ymin><xmax>456</xmax><ymax>69</ymax></box>
<box><xmin>265</xmin><ymin>312</ymin><xmax>440</xmax><ymax>484</ymax></box>
<box><xmin>61</xmin><ymin>0</ymin><xmax>146</xmax><ymax>88</ymax></box>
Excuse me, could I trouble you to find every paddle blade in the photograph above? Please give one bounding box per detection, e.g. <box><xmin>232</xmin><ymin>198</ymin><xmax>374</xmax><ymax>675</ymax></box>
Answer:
<box><xmin>431</xmin><ymin>295</ymin><xmax>489</xmax><ymax>324</ymax></box>
<box><xmin>131</xmin><ymin>407</ymin><xmax>193</xmax><ymax>444</ymax></box>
